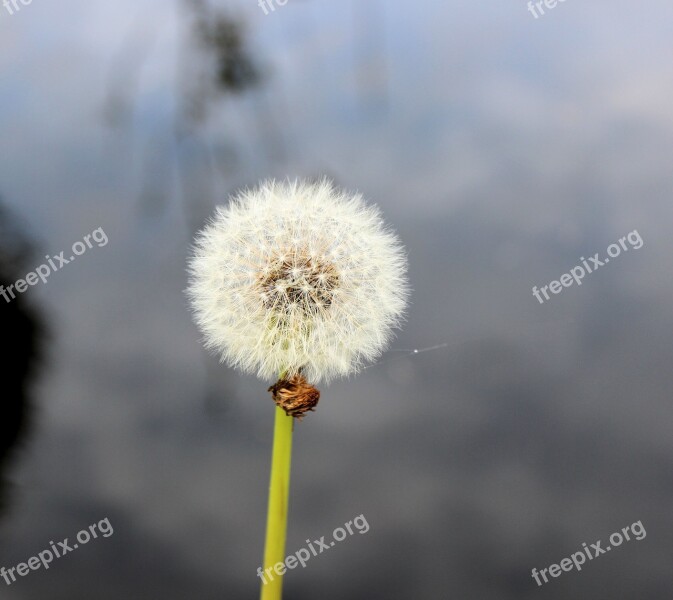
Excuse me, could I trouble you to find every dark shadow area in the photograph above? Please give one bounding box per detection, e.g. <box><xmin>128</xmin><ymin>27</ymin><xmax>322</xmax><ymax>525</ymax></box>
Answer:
<box><xmin>0</xmin><ymin>202</ymin><xmax>44</xmax><ymax>517</ymax></box>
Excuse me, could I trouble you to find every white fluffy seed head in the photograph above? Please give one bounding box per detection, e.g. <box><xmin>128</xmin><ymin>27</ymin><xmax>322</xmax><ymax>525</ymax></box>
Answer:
<box><xmin>187</xmin><ymin>179</ymin><xmax>409</xmax><ymax>384</ymax></box>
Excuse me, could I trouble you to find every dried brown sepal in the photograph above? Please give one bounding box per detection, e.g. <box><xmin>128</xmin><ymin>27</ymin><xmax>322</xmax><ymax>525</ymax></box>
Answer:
<box><xmin>268</xmin><ymin>373</ymin><xmax>320</xmax><ymax>421</ymax></box>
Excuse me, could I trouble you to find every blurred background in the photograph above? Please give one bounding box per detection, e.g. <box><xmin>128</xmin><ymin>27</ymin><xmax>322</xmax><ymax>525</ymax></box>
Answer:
<box><xmin>1</xmin><ymin>0</ymin><xmax>673</xmax><ymax>598</ymax></box>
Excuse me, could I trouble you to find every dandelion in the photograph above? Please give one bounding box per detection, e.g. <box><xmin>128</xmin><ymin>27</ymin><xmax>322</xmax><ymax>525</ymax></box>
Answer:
<box><xmin>187</xmin><ymin>178</ymin><xmax>408</xmax><ymax>599</ymax></box>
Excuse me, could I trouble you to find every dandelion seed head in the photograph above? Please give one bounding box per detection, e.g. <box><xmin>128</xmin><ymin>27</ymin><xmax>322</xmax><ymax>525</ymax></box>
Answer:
<box><xmin>187</xmin><ymin>179</ymin><xmax>408</xmax><ymax>383</ymax></box>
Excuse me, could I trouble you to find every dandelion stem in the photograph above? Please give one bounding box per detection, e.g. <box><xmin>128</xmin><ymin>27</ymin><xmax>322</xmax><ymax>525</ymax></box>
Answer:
<box><xmin>261</xmin><ymin>404</ymin><xmax>294</xmax><ymax>600</ymax></box>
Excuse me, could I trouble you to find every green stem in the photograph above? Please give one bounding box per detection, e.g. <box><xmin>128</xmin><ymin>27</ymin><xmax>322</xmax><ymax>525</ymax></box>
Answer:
<box><xmin>260</xmin><ymin>404</ymin><xmax>294</xmax><ymax>600</ymax></box>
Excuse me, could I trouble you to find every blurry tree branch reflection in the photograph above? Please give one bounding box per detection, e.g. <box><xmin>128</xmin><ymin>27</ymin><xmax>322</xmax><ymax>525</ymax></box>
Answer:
<box><xmin>0</xmin><ymin>202</ymin><xmax>44</xmax><ymax>518</ymax></box>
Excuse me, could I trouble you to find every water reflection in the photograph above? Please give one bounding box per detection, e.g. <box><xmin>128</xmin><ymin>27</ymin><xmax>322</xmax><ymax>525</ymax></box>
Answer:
<box><xmin>0</xmin><ymin>205</ymin><xmax>43</xmax><ymax>517</ymax></box>
<box><xmin>1</xmin><ymin>1</ymin><xmax>673</xmax><ymax>597</ymax></box>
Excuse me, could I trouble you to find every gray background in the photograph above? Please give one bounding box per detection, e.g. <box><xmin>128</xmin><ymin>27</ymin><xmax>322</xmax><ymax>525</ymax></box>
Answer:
<box><xmin>1</xmin><ymin>0</ymin><xmax>672</xmax><ymax>598</ymax></box>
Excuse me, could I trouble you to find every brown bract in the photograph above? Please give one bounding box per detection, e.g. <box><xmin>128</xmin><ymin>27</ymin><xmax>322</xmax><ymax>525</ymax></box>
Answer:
<box><xmin>268</xmin><ymin>373</ymin><xmax>320</xmax><ymax>420</ymax></box>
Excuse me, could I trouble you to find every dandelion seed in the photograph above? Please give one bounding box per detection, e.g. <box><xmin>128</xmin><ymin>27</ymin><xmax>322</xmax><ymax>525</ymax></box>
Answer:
<box><xmin>187</xmin><ymin>178</ymin><xmax>408</xmax><ymax>385</ymax></box>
